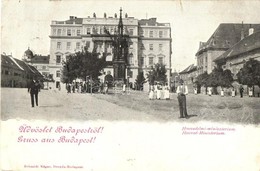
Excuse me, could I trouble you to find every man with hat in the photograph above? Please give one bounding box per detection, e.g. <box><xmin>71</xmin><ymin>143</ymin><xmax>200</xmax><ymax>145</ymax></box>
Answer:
<box><xmin>176</xmin><ymin>79</ymin><xmax>189</xmax><ymax>118</ymax></box>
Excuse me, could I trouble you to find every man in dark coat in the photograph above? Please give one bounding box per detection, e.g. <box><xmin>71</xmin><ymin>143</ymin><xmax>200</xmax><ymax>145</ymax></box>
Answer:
<box><xmin>176</xmin><ymin>79</ymin><xmax>189</xmax><ymax>118</ymax></box>
<box><xmin>239</xmin><ymin>85</ymin><xmax>244</xmax><ymax>98</ymax></box>
<box><xmin>28</xmin><ymin>79</ymin><xmax>40</xmax><ymax>107</ymax></box>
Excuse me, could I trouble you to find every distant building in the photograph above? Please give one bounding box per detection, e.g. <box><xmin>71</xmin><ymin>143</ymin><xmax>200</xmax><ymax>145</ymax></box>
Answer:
<box><xmin>1</xmin><ymin>54</ymin><xmax>42</xmax><ymax>88</ymax></box>
<box><xmin>170</xmin><ymin>71</ymin><xmax>180</xmax><ymax>92</ymax></box>
<box><xmin>179</xmin><ymin>64</ymin><xmax>197</xmax><ymax>93</ymax></box>
<box><xmin>48</xmin><ymin>11</ymin><xmax>172</xmax><ymax>90</ymax></box>
<box><xmin>23</xmin><ymin>48</ymin><xmax>50</xmax><ymax>77</ymax></box>
<box><xmin>196</xmin><ymin>23</ymin><xmax>260</xmax><ymax>75</ymax></box>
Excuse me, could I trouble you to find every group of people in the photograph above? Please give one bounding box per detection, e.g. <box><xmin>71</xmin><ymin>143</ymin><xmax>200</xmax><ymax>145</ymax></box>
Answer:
<box><xmin>149</xmin><ymin>83</ymin><xmax>170</xmax><ymax>100</ymax></box>
<box><xmin>66</xmin><ymin>81</ymin><xmax>110</xmax><ymax>94</ymax></box>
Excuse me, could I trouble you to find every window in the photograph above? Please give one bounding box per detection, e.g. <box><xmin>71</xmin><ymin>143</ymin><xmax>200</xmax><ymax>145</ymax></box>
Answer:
<box><xmin>159</xmin><ymin>31</ymin><xmax>163</xmax><ymax>38</ymax></box>
<box><xmin>128</xmin><ymin>54</ymin><xmax>134</xmax><ymax>65</ymax></box>
<box><xmin>57</xmin><ymin>42</ymin><xmax>61</xmax><ymax>49</ymax></box>
<box><xmin>140</xmin><ymin>43</ymin><xmax>145</xmax><ymax>50</ymax></box>
<box><xmin>86</xmin><ymin>41</ymin><xmax>90</xmax><ymax>49</ymax></box>
<box><xmin>53</xmin><ymin>29</ymin><xmax>57</xmax><ymax>35</ymax></box>
<box><xmin>129</xmin><ymin>29</ymin><xmax>134</xmax><ymax>36</ymax></box>
<box><xmin>67</xmin><ymin>29</ymin><xmax>71</xmax><ymax>36</ymax></box>
<box><xmin>129</xmin><ymin>42</ymin><xmax>133</xmax><ymax>49</ymax></box>
<box><xmin>158</xmin><ymin>57</ymin><xmax>163</xmax><ymax>64</ymax></box>
<box><xmin>66</xmin><ymin>55</ymin><xmax>70</xmax><ymax>61</ymax></box>
<box><xmin>141</xmin><ymin>57</ymin><xmax>145</xmax><ymax>66</ymax></box>
<box><xmin>86</xmin><ymin>28</ymin><xmax>91</xmax><ymax>34</ymax></box>
<box><xmin>57</xmin><ymin>29</ymin><xmax>62</xmax><ymax>36</ymax></box>
<box><xmin>159</xmin><ymin>44</ymin><xmax>163</xmax><ymax>51</ymax></box>
<box><xmin>67</xmin><ymin>42</ymin><xmax>71</xmax><ymax>50</ymax></box>
<box><xmin>56</xmin><ymin>55</ymin><xmax>61</xmax><ymax>64</ymax></box>
<box><xmin>76</xmin><ymin>42</ymin><xmax>81</xmax><ymax>49</ymax></box>
<box><xmin>56</xmin><ymin>71</ymin><xmax>61</xmax><ymax>77</ymax></box>
<box><xmin>77</xmin><ymin>29</ymin><xmax>81</xmax><ymax>36</ymax></box>
<box><xmin>140</xmin><ymin>30</ymin><xmax>144</xmax><ymax>37</ymax></box>
<box><xmin>149</xmin><ymin>44</ymin><xmax>153</xmax><ymax>50</ymax></box>
<box><xmin>149</xmin><ymin>57</ymin><xmax>153</xmax><ymax>66</ymax></box>
<box><xmin>149</xmin><ymin>31</ymin><xmax>153</xmax><ymax>38</ymax></box>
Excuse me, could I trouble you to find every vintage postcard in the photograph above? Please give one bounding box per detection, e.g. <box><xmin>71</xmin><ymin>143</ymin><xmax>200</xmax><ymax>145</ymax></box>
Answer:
<box><xmin>1</xmin><ymin>0</ymin><xmax>260</xmax><ymax>171</ymax></box>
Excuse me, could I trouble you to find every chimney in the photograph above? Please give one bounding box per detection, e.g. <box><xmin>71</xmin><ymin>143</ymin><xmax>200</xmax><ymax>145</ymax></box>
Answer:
<box><xmin>241</xmin><ymin>21</ymin><xmax>245</xmax><ymax>40</ymax></box>
<box><xmin>249</xmin><ymin>24</ymin><xmax>254</xmax><ymax>35</ymax></box>
<box><xmin>69</xmin><ymin>16</ymin><xmax>74</xmax><ymax>20</ymax></box>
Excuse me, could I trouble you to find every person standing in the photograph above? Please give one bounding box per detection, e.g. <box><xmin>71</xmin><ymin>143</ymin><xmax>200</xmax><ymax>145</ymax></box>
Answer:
<box><xmin>176</xmin><ymin>79</ymin><xmax>189</xmax><ymax>118</ymax></box>
<box><xmin>208</xmin><ymin>87</ymin><xmax>212</xmax><ymax>96</ymax></box>
<box><xmin>239</xmin><ymin>85</ymin><xmax>244</xmax><ymax>98</ymax></box>
<box><xmin>231</xmin><ymin>88</ymin><xmax>235</xmax><ymax>97</ymax></box>
<box><xmin>249</xmin><ymin>87</ymin><xmax>253</xmax><ymax>97</ymax></box>
<box><xmin>28</xmin><ymin>79</ymin><xmax>40</xmax><ymax>107</ymax></box>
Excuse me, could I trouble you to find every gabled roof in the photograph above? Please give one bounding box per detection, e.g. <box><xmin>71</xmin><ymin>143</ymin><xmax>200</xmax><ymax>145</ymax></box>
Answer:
<box><xmin>196</xmin><ymin>23</ymin><xmax>260</xmax><ymax>55</ymax></box>
<box><xmin>214</xmin><ymin>31</ymin><xmax>260</xmax><ymax>62</ymax></box>
<box><xmin>1</xmin><ymin>54</ymin><xmax>43</xmax><ymax>78</ymax></box>
<box><xmin>179</xmin><ymin>64</ymin><xmax>197</xmax><ymax>74</ymax></box>
<box><xmin>1</xmin><ymin>55</ymin><xmax>23</xmax><ymax>71</ymax></box>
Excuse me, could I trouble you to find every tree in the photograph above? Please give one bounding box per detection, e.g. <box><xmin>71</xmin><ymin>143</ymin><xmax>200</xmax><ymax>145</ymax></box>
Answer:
<box><xmin>195</xmin><ymin>72</ymin><xmax>209</xmax><ymax>87</ymax></box>
<box><xmin>61</xmin><ymin>48</ymin><xmax>107</xmax><ymax>83</ymax></box>
<box><xmin>146</xmin><ymin>63</ymin><xmax>167</xmax><ymax>85</ymax></box>
<box><xmin>135</xmin><ymin>72</ymin><xmax>146</xmax><ymax>90</ymax></box>
<box><xmin>237</xmin><ymin>58</ymin><xmax>260</xmax><ymax>87</ymax></box>
<box><xmin>206</xmin><ymin>67</ymin><xmax>233</xmax><ymax>88</ymax></box>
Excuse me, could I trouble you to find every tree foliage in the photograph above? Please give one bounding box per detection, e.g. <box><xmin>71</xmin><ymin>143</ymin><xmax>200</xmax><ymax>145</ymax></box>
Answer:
<box><xmin>61</xmin><ymin>49</ymin><xmax>107</xmax><ymax>84</ymax></box>
<box><xmin>195</xmin><ymin>72</ymin><xmax>209</xmax><ymax>87</ymax></box>
<box><xmin>146</xmin><ymin>63</ymin><xmax>167</xmax><ymax>85</ymax></box>
<box><xmin>237</xmin><ymin>58</ymin><xmax>260</xmax><ymax>87</ymax></box>
<box><xmin>195</xmin><ymin>67</ymin><xmax>233</xmax><ymax>88</ymax></box>
<box><xmin>206</xmin><ymin>67</ymin><xmax>233</xmax><ymax>88</ymax></box>
<box><xmin>135</xmin><ymin>72</ymin><xmax>146</xmax><ymax>90</ymax></box>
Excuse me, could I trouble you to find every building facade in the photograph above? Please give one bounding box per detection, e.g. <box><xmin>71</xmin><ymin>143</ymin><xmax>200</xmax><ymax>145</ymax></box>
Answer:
<box><xmin>48</xmin><ymin>12</ymin><xmax>172</xmax><ymax>90</ymax></box>
<box><xmin>179</xmin><ymin>64</ymin><xmax>197</xmax><ymax>93</ymax></box>
<box><xmin>214</xmin><ymin>30</ymin><xmax>260</xmax><ymax>77</ymax></box>
<box><xmin>196</xmin><ymin>23</ymin><xmax>260</xmax><ymax>75</ymax></box>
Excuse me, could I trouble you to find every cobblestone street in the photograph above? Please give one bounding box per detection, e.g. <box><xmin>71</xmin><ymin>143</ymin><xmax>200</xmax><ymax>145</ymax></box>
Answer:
<box><xmin>1</xmin><ymin>88</ymin><xmax>259</xmax><ymax>124</ymax></box>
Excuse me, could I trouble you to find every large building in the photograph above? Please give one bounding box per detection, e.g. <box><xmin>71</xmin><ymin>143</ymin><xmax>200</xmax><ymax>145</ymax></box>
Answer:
<box><xmin>196</xmin><ymin>23</ymin><xmax>260</xmax><ymax>75</ymax></box>
<box><xmin>48</xmin><ymin>11</ymin><xmax>172</xmax><ymax>90</ymax></box>
<box><xmin>214</xmin><ymin>30</ymin><xmax>260</xmax><ymax>78</ymax></box>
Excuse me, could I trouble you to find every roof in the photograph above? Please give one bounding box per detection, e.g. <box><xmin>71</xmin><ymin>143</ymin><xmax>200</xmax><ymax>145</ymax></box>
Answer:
<box><xmin>214</xmin><ymin>31</ymin><xmax>260</xmax><ymax>62</ymax></box>
<box><xmin>30</xmin><ymin>55</ymin><xmax>50</xmax><ymax>64</ymax></box>
<box><xmin>138</xmin><ymin>18</ymin><xmax>169</xmax><ymax>26</ymax></box>
<box><xmin>1</xmin><ymin>54</ymin><xmax>43</xmax><ymax>78</ymax></box>
<box><xmin>179</xmin><ymin>64</ymin><xmax>197</xmax><ymax>74</ymax></box>
<box><xmin>1</xmin><ymin>55</ymin><xmax>23</xmax><ymax>71</ymax></box>
<box><xmin>196</xmin><ymin>23</ymin><xmax>260</xmax><ymax>55</ymax></box>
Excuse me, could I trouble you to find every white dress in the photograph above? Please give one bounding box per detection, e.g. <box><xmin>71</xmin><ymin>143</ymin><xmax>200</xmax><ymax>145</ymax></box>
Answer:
<box><xmin>221</xmin><ymin>90</ymin><xmax>224</xmax><ymax>97</ymax></box>
<box><xmin>208</xmin><ymin>88</ymin><xmax>212</xmax><ymax>96</ymax></box>
<box><xmin>249</xmin><ymin>89</ymin><xmax>253</xmax><ymax>97</ymax></box>
<box><xmin>157</xmin><ymin>86</ymin><xmax>161</xmax><ymax>99</ymax></box>
<box><xmin>164</xmin><ymin>87</ymin><xmax>170</xmax><ymax>100</ymax></box>
<box><xmin>231</xmin><ymin>90</ymin><xmax>235</xmax><ymax>97</ymax></box>
<box><xmin>149</xmin><ymin>90</ymin><xmax>154</xmax><ymax>100</ymax></box>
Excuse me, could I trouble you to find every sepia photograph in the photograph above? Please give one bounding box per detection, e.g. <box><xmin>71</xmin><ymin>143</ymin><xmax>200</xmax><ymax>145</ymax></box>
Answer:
<box><xmin>1</xmin><ymin>0</ymin><xmax>260</xmax><ymax>171</ymax></box>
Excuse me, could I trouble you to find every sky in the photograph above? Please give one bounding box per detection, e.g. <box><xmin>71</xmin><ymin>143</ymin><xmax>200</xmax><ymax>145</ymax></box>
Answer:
<box><xmin>1</xmin><ymin>0</ymin><xmax>260</xmax><ymax>71</ymax></box>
